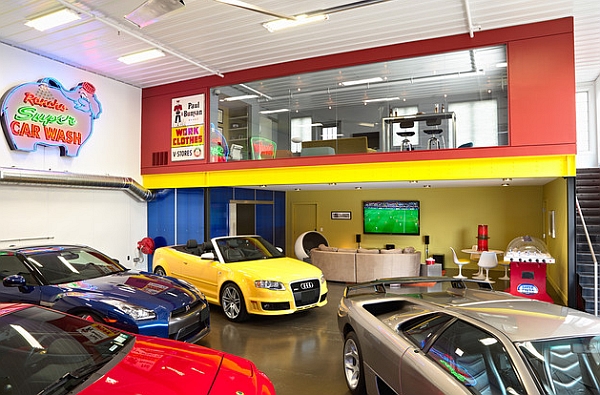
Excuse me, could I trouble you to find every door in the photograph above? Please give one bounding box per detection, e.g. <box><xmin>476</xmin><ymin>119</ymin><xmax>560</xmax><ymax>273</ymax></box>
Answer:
<box><xmin>292</xmin><ymin>203</ymin><xmax>318</xmax><ymax>250</ymax></box>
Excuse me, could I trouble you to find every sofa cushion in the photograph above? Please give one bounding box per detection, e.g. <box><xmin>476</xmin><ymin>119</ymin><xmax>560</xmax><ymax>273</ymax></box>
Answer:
<box><xmin>358</xmin><ymin>248</ymin><xmax>379</xmax><ymax>254</ymax></box>
<box><xmin>318</xmin><ymin>244</ymin><xmax>338</xmax><ymax>252</ymax></box>
<box><xmin>379</xmin><ymin>248</ymin><xmax>404</xmax><ymax>254</ymax></box>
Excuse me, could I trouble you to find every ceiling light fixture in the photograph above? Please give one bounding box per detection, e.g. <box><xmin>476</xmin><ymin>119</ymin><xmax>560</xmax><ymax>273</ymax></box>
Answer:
<box><xmin>54</xmin><ymin>0</ymin><xmax>223</xmax><ymax>77</ymax></box>
<box><xmin>363</xmin><ymin>97</ymin><xmax>399</xmax><ymax>104</ymax></box>
<box><xmin>124</xmin><ymin>0</ymin><xmax>185</xmax><ymax>28</ymax></box>
<box><xmin>259</xmin><ymin>108</ymin><xmax>290</xmax><ymax>114</ymax></box>
<box><xmin>220</xmin><ymin>95</ymin><xmax>259</xmax><ymax>102</ymax></box>
<box><xmin>340</xmin><ymin>77</ymin><xmax>383</xmax><ymax>86</ymax></box>
<box><xmin>25</xmin><ymin>8</ymin><xmax>81</xmax><ymax>31</ymax></box>
<box><xmin>118</xmin><ymin>49</ymin><xmax>165</xmax><ymax>64</ymax></box>
<box><xmin>263</xmin><ymin>14</ymin><xmax>329</xmax><ymax>33</ymax></box>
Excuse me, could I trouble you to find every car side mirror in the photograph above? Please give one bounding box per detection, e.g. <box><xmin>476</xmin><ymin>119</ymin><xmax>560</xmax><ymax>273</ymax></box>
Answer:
<box><xmin>200</xmin><ymin>252</ymin><xmax>215</xmax><ymax>260</ymax></box>
<box><xmin>3</xmin><ymin>274</ymin><xmax>34</xmax><ymax>294</ymax></box>
<box><xmin>3</xmin><ymin>274</ymin><xmax>26</xmax><ymax>287</ymax></box>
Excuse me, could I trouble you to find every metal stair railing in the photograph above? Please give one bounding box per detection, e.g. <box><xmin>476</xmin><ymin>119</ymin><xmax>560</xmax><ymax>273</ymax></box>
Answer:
<box><xmin>576</xmin><ymin>196</ymin><xmax>599</xmax><ymax>316</ymax></box>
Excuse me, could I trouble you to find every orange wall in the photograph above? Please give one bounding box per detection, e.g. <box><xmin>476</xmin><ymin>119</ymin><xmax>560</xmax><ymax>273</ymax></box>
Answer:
<box><xmin>141</xmin><ymin>18</ymin><xmax>576</xmax><ymax>176</ymax></box>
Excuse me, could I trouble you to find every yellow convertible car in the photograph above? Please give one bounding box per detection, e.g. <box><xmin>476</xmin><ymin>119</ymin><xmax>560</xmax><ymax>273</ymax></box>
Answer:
<box><xmin>152</xmin><ymin>235</ymin><xmax>328</xmax><ymax>322</ymax></box>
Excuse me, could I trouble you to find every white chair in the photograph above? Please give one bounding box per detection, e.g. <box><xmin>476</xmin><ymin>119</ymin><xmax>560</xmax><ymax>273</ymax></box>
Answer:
<box><xmin>450</xmin><ymin>247</ymin><xmax>469</xmax><ymax>279</ymax></box>
<box><xmin>478</xmin><ymin>251</ymin><xmax>498</xmax><ymax>283</ymax></box>
<box><xmin>470</xmin><ymin>245</ymin><xmax>485</xmax><ymax>280</ymax></box>
<box><xmin>498</xmin><ymin>257</ymin><xmax>510</xmax><ymax>281</ymax></box>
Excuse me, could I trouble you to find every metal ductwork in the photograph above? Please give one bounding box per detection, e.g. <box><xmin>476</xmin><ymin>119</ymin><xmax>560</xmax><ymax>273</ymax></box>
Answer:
<box><xmin>0</xmin><ymin>167</ymin><xmax>154</xmax><ymax>202</ymax></box>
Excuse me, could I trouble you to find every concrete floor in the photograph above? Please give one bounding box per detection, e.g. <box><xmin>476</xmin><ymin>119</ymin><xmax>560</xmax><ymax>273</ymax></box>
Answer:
<box><xmin>195</xmin><ymin>266</ymin><xmax>547</xmax><ymax>395</ymax></box>
<box><xmin>197</xmin><ymin>281</ymin><xmax>351</xmax><ymax>395</ymax></box>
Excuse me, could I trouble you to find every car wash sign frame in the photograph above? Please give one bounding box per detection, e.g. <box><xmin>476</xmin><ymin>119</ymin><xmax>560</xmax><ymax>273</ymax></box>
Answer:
<box><xmin>1</xmin><ymin>77</ymin><xmax>102</xmax><ymax>157</ymax></box>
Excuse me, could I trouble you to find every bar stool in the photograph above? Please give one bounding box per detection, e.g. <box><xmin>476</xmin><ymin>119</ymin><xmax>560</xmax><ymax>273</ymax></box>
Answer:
<box><xmin>397</xmin><ymin>119</ymin><xmax>415</xmax><ymax>151</ymax></box>
<box><xmin>424</xmin><ymin>129</ymin><xmax>444</xmax><ymax>149</ymax></box>
<box><xmin>397</xmin><ymin>131</ymin><xmax>415</xmax><ymax>151</ymax></box>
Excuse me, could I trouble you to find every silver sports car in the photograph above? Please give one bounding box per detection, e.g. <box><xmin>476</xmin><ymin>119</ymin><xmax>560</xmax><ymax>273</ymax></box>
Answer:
<box><xmin>337</xmin><ymin>277</ymin><xmax>600</xmax><ymax>395</ymax></box>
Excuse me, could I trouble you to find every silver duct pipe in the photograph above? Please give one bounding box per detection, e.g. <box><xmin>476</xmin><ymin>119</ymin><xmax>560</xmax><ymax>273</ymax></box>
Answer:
<box><xmin>0</xmin><ymin>167</ymin><xmax>154</xmax><ymax>202</ymax></box>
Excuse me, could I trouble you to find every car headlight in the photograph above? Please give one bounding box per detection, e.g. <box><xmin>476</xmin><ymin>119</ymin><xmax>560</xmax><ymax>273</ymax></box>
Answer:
<box><xmin>102</xmin><ymin>300</ymin><xmax>156</xmax><ymax>321</ymax></box>
<box><xmin>254</xmin><ymin>280</ymin><xmax>285</xmax><ymax>291</ymax></box>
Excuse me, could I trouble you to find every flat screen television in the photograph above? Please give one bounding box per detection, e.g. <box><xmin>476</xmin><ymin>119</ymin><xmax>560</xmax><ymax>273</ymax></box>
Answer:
<box><xmin>363</xmin><ymin>200</ymin><xmax>420</xmax><ymax>235</ymax></box>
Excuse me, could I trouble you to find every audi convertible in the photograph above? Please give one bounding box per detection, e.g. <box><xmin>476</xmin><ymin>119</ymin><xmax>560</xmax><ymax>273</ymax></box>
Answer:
<box><xmin>0</xmin><ymin>302</ymin><xmax>274</xmax><ymax>395</ymax></box>
<box><xmin>338</xmin><ymin>277</ymin><xmax>600</xmax><ymax>395</ymax></box>
<box><xmin>152</xmin><ymin>235</ymin><xmax>327</xmax><ymax>322</ymax></box>
<box><xmin>0</xmin><ymin>245</ymin><xmax>210</xmax><ymax>342</ymax></box>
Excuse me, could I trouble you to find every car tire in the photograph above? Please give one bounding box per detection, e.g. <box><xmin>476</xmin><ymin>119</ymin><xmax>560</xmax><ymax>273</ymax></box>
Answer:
<box><xmin>220</xmin><ymin>283</ymin><xmax>249</xmax><ymax>322</ymax></box>
<box><xmin>154</xmin><ymin>266</ymin><xmax>167</xmax><ymax>276</ymax></box>
<box><xmin>343</xmin><ymin>331</ymin><xmax>366</xmax><ymax>395</ymax></box>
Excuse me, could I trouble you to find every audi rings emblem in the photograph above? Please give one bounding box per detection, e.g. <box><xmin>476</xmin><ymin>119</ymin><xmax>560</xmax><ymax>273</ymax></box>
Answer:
<box><xmin>300</xmin><ymin>282</ymin><xmax>314</xmax><ymax>290</ymax></box>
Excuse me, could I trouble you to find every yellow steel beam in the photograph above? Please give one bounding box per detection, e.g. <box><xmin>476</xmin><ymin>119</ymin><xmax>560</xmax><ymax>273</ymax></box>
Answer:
<box><xmin>142</xmin><ymin>154</ymin><xmax>575</xmax><ymax>189</ymax></box>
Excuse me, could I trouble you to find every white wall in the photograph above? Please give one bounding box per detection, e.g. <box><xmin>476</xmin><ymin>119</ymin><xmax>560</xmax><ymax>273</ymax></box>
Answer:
<box><xmin>0</xmin><ymin>43</ymin><xmax>147</xmax><ymax>269</ymax></box>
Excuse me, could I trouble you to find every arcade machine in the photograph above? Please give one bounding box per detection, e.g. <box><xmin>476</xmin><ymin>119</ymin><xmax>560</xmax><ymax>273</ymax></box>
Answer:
<box><xmin>504</xmin><ymin>235</ymin><xmax>555</xmax><ymax>302</ymax></box>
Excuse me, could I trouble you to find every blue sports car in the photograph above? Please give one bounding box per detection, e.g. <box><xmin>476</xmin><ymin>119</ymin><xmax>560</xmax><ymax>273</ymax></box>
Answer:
<box><xmin>0</xmin><ymin>244</ymin><xmax>210</xmax><ymax>342</ymax></box>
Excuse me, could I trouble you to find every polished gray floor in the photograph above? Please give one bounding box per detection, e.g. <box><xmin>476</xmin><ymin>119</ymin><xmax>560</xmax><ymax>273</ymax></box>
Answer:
<box><xmin>197</xmin><ymin>281</ymin><xmax>351</xmax><ymax>395</ymax></box>
<box><xmin>195</xmin><ymin>268</ymin><xmax>535</xmax><ymax>395</ymax></box>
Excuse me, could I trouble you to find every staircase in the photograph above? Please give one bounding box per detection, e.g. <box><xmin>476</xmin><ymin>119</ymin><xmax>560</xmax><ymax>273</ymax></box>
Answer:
<box><xmin>576</xmin><ymin>168</ymin><xmax>600</xmax><ymax>314</ymax></box>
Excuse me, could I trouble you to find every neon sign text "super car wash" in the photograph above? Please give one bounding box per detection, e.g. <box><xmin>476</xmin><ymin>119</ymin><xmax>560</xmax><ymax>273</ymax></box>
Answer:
<box><xmin>0</xmin><ymin>77</ymin><xmax>102</xmax><ymax>157</ymax></box>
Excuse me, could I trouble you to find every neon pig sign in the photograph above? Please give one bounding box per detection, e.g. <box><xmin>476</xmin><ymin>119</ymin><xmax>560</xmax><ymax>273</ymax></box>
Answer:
<box><xmin>0</xmin><ymin>77</ymin><xmax>102</xmax><ymax>157</ymax></box>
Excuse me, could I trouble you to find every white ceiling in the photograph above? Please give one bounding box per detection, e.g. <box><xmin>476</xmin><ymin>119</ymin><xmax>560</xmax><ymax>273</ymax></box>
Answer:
<box><xmin>0</xmin><ymin>0</ymin><xmax>596</xmax><ymax>191</ymax></box>
<box><xmin>1</xmin><ymin>0</ymin><xmax>598</xmax><ymax>89</ymax></box>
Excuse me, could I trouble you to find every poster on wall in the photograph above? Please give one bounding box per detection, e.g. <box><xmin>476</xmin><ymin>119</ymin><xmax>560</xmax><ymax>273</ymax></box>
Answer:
<box><xmin>171</xmin><ymin>94</ymin><xmax>205</xmax><ymax>161</ymax></box>
<box><xmin>0</xmin><ymin>77</ymin><xmax>102</xmax><ymax>157</ymax></box>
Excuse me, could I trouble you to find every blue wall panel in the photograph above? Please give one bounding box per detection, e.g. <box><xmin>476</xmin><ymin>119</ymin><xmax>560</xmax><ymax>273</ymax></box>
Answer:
<box><xmin>176</xmin><ymin>188</ymin><xmax>204</xmax><ymax>244</ymax></box>
<box><xmin>149</xmin><ymin>187</ymin><xmax>287</xmax><ymax>260</ymax></box>
<box><xmin>210</xmin><ymin>187</ymin><xmax>233</xmax><ymax>237</ymax></box>
<box><xmin>234</xmin><ymin>188</ymin><xmax>255</xmax><ymax>201</ymax></box>
<box><xmin>147</xmin><ymin>189</ymin><xmax>176</xmax><ymax>270</ymax></box>
<box><xmin>256</xmin><ymin>203</ymin><xmax>274</xmax><ymax>244</ymax></box>
<box><xmin>274</xmin><ymin>191</ymin><xmax>286</xmax><ymax>251</ymax></box>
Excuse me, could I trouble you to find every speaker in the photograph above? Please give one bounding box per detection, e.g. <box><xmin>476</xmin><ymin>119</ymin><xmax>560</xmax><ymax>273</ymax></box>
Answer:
<box><xmin>355</xmin><ymin>234</ymin><xmax>362</xmax><ymax>243</ymax></box>
<box><xmin>424</xmin><ymin>235</ymin><xmax>430</xmax><ymax>245</ymax></box>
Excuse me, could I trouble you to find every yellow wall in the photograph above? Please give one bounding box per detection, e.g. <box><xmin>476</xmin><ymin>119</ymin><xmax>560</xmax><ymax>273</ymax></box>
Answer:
<box><xmin>543</xmin><ymin>178</ymin><xmax>569</xmax><ymax>304</ymax></box>
<box><xmin>287</xmin><ymin>185</ymin><xmax>544</xmax><ymax>268</ymax></box>
<box><xmin>287</xmin><ymin>180</ymin><xmax>570</xmax><ymax>304</ymax></box>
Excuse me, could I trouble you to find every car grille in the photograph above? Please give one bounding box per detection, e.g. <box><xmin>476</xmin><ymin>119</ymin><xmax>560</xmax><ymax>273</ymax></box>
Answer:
<box><xmin>290</xmin><ymin>279</ymin><xmax>320</xmax><ymax>307</ymax></box>
<box><xmin>171</xmin><ymin>300</ymin><xmax>201</xmax><ymax>318</ymax></box>
<box><xmin>169</xmin><ymin>300</ymin><xmax>210</xmax><ymax>341</ymax></box>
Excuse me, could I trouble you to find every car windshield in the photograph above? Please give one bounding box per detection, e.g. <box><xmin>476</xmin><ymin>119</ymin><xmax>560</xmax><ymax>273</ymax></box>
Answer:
<box><xmin>0</xmin><ymin>305</ymin><xmax>133</xmax><ymax>395</ymax></box>
<box><xmin>215</xmin><ymin>236</ymin><xmax>285</xmax><ymax>263</ymax></box>
<box><xmin>20</xmin><ymin>247</ymin><xmax>125</xmax><ymax>284</ymax></box>
<box><xmin>518</xmin><ymin>336</ymin><xmax>600</xmax><ymax>395</ymax></box>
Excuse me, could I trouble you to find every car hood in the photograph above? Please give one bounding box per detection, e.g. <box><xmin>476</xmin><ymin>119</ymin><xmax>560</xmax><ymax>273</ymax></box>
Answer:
<box><xmin>79</xmin><ymin>336</ymin><xmax>264</xmax><ymax>395</ymax></box>
<box><xmin>228</xmin><ymin>256</ymin><xmax>324</xmax><ymax>282</ymax></box>
<box><xmin>58</xmin><ymin>271</ymin><xmax>197</xmax><ymax>310</ymax></box>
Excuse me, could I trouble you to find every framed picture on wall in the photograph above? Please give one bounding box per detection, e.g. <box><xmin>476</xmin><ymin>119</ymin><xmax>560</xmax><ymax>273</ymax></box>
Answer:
<box><xmin>331</xmin><ymin>211</ymin><xmax>352</xmax><ymax>220</ymax></box>
<box><xmin>218</xmin><ymin>109</ymin><xmax>223</xmax><ymax>124</ymax></box>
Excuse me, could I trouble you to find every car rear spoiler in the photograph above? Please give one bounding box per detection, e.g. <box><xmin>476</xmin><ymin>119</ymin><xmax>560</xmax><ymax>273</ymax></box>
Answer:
<box><xmin>342</xmin><ymin>276</ymin><xmax>494</xmax><ymax>298</ymax></box>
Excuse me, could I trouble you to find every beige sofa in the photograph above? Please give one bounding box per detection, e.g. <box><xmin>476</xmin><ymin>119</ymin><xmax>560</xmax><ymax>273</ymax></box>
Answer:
<box><xmin>310</xmin><ymin>246</ymin><xmax>421</xmax><ymax>283</ymax></box>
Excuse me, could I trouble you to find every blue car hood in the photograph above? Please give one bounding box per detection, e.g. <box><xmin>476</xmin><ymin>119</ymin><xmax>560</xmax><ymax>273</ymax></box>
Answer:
<box><xmin>55</xmin><ymin>271</ymin><xmax>196</xmax><ymax>311</ymax></box>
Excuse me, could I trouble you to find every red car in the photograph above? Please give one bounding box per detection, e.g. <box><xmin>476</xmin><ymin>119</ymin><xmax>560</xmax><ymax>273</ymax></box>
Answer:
<box><xmin>0</xmin><ymin>302</ymin><xmax>275</xmax><ymax>395</ymax></box>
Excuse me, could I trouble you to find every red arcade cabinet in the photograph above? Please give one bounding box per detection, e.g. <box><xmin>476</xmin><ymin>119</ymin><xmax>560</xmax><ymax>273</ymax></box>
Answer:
<box><xmin>504</xmin><ymin>235</ymin><xmax>555</xmax><ymax>303</ymax></box>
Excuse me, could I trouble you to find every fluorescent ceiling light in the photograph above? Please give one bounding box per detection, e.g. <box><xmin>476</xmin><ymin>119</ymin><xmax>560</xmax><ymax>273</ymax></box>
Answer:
<box><xmin>25</xmin><ymin>8</ymin><xmax>80</xmax><ymax>31</ymax></box>
<box><xmin>363</xmin><ymin>97</ymin><xmax>399</xmax><ymax>103</ymax></box>
<box><xmin>118</xmin><ymin>49</ymin><xmax>165</xmax><ymax>64</ymax></box>
<box><xmin>340</xmin><ymin>77</ymin><xmax>383</xmax><ymax>86</ymax></box>
<box><xmin>259</xmin><ymin>108</ymin><xmax>289</xmax><ymax>114</ymax></box>
<box><xmin>221</xmin><ymin>95</ymin><xmax>259</xmax><ymax>102</ymax></box>
<box><xmin>125</xmin><ymin>0</ymin><xmax>185</xmax><ymax>28</ymax></box>
<box><xmin>263</xmin><ymin>14</ymin><xmax>329</xmax><ymax>33</ymax></box>
<box><xmin>496</xmin><ymin>62</ymin><xmax>508</xmax><ymax>68</ymax></box>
